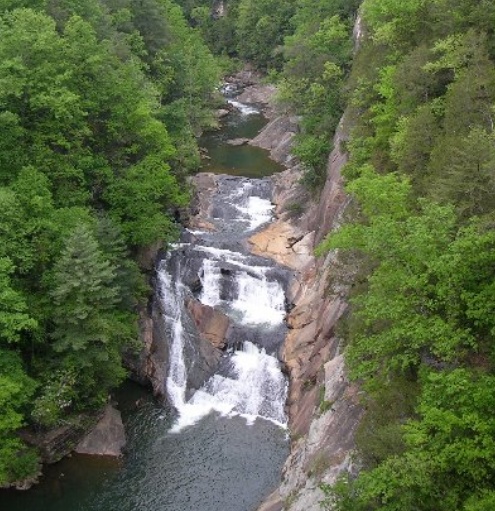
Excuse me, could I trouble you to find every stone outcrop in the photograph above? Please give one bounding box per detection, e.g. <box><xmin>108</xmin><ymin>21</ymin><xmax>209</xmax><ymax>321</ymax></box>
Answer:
<box><xmin>187</xmin><ymin>299</ymin><xmax>230</xmax><ymax>350</ymax></box>
<box><xmin>75</xmin><ymin>405</ymin><xmax>126</xmax><ymax>457</ymax></box>
<box><xmin>187</xmin><ymin>172</ymin><xmax>217</xmax><ymax>232</ymax></box>
<box><xmin>236</xmin><ymin>84</ymin><xmax>278</xmax><ymax>117</ymax></box>
<box><xmin>250</xmin><ymin>116</ymin><xmax>299</xmax><ymax>166</ymax></box>
<box><xmin>124</xmin><ymin>300</ymin><xmax>169</xmax><ymax>398</ymax></box>
<box><xmin>19</xmin><ymin>408</ymin><xmax>105</xmax><ymax>468</ymax></box>
<box><xmin>227</xmin><ymin>137</ymin><xmax>250</xmax><ymax>146</ymax></box>
<box><xmin>216</xmin><ymin>108</ymin><xmax>230</xmax><ymax>119</ymax></box>
<box><xmin>250</xmin><ymin>109</ymin><xmax>363</xmax><ymax>510</ymax></box>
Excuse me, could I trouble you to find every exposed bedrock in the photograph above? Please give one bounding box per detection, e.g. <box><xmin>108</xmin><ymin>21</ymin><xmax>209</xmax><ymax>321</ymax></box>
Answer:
<box><xmin>75</xmin><ymin>405</ymin><xmax>126</xmax><ymax>457</ymax></box>
<box><xmin>250</xmin><ymin>112</ymin><xmax>363</xmax><ymax>511</ymax></box>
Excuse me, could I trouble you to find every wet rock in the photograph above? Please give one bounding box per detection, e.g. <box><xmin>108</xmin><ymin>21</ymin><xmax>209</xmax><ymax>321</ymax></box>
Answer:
<box><xmin>0</xmin><ymin>471</ymin><xmax>42</xmax><ymax>491</ymax></box>
<box><xmin>75</xmin><ymin>405</ymin><xmax>126</xmax><ymax>457</ymax></box>
<box><xmin>124</xmin><ymin>301</ymin><xmax>169</xmax><ymax>399</ymax></box>
<box><xmin>19</xmin><ymin>408</ymin><xmax>105</xmax><ymax>470</ymax></box>
<box><xmin>188</xmin><ymin>173</ymin><xmax>218</xmax><ymax>231</ymax></box>
<box><xmin>135</xmin><ymin>241</ymin><xmax>162</xmax><ymax>272</ymax></box>
<box><xmin>216</xmin><ymin>108</ymin><xmax>230</xmax><ymax>119</ymax></box>
<box><xmin>236</xmin><ymin>84</ymin><xmax>277</xmax><ymax>115</ymax></box>
<box><xmin>227</xmin><ymin>137</ymin><xmax>250</xmax><ymax>146</ymax></box>
<box><xmin>186</xmin><ymin>298</ymin><xmax>230</xmax><ymax>350</ymax></box>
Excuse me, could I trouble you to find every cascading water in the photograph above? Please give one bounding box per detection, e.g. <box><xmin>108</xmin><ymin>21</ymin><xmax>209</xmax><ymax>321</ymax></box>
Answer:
<box><xmin>227</xmin><ymin>98</ymin><xmax>260</xmax><ymax>115</ymax></box>
<box><xmin>158</xmin><ymin>174</ymin><xmax>290</xmax><ymax>434</ymax></box>
<box><xmin>158</xmin><ymin>261</ymin><xmax>187</xmax><ymax>409</ymax></box>
<box><xmin>1</xmin><ymin>97</ymin><xmax>290</xmax><ymax>511</ymax></box>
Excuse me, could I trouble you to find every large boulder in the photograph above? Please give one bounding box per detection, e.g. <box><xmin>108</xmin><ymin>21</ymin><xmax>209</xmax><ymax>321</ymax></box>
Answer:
<box><xmin>186</xmin><ymin>298</ymin><xmax>230</xmax><ymax>350</ymax></box>
<box><xmin>75</xmin><ymin>405</ymin><xmax>126</xmax><ymax>457</ymax></box>
<box><xmin>250</xmin><ymin>115</ymin><xmax>299</xmax><ymax>165</ymax></box>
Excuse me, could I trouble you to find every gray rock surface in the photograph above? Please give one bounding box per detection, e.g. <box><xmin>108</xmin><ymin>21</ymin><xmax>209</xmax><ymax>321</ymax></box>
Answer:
<box><xmin>216</xmin><ymin>108</ymin><xmax>230</xmax><ymax>118</ymax></box>
<box><xmin>227</xmin><ymin>137</ymin><xmax>250</xmax><ymax>146</ymax></box>
<box><xmin>250</xmin><ymin>115</ymin><xmax>299</xmax><ymax>166</ymax></box>
<box><xmin>236</xmin><ymin>84</ymin><xmax>277</xmax><ymax>116</ymax></box>
<box><xmin>75</xmin><ymin>405</ymin><xmax>126</xmax><ymax>457</ymax></box>
<box><xmin>249</xmin><ymin>90</ymin><xmax>362</xmax><ymax>511</ymax></box>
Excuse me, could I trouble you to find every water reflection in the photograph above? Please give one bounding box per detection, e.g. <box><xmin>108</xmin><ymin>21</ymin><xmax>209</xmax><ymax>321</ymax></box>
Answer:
<box><xmin>200</xmin><ymin>109</ymin><xmax>283</xmax><ymax>178</ymax></box>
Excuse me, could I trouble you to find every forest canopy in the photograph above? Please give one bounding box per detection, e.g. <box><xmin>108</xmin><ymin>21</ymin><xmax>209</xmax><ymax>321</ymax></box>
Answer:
<box><xmin>0</xmin><ymin>0</ymin><xmax>219</xmax><ymax>484</ymax></box>
<box><xmin>3</xmin><ymin>0</ymin><xmax>495</xmax><ymax>505</ymax></box>
<box><xmin>312</xmin><ymin>0</ymin><xmax>495</xmax><ymax>509</ymax></box>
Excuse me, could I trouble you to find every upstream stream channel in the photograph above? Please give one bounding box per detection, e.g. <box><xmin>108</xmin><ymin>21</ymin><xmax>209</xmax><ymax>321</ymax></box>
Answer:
<box><xmin>1</xmin><ymin>97</ymin><xmax>292</xmax><ymax>511</ymax></box>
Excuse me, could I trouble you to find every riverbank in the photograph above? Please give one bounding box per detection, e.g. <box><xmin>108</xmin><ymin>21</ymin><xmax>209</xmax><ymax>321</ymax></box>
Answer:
<box><xmin>243</xmin><ymin>89</ymin><xmax>363</xmax><ymax>511</ymax></box>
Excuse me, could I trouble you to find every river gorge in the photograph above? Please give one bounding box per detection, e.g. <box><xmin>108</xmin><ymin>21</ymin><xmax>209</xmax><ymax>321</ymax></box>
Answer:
<box><xmin>1</xmin><ymin>79</ymin><xmax>362</xmax><ymax>511</ymax></box>
<box><xmin>1</xmin><ymin>91</ymin><xmax>294</xmax><ymax>511</ymax></box>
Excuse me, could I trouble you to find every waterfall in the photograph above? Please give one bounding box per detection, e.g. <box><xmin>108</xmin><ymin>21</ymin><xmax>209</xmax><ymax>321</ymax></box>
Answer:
<box><xmin>232</xmin><ymin>270</ymin><xmax>286</xmax><ymax>326</ymax></box>
<box><xmin>158</xmin><ymin>176</ymin><xmax>289</xmax><ymax>433</ymax></box>
<box><xmin>170</xmin><ymin>341</ymin><xmax>287</xmax><ymax>432</ymax></box>
<box><xmin>199</xmin><ymin>259</ymin><xmax>221</xmax><ymax>307</ymax></box>
<box><xmin>227</xmin><ymin>99</ymin><xmax>260</xmax><ymax>116</ymax></box>
<box><xmin>158</xmin><ymin>260</ymin><xmax>187</xmax><ymax>409</ymax></box>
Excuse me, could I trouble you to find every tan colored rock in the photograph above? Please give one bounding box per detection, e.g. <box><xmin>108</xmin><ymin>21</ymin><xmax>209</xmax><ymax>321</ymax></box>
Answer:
<box><xmin>188</xmin><ymin>173</ymin><xmax>218</xmax><ymax>232</ymax></box>
<box><xmin>249</xmin><ymin>222</ymin><xmax>313</xmax><ymax>270</ymax></box>
<box><xmin>188</xmin><ymin>219</ymin><xmax>215</xmax><ymax>231</ymax></box>
<box><xmin>236</xmin><ymin>84</ymin><xmax>277</xmax><ymax>108</ymax></box>
<box><xmin>227</xmin><ymin>137</ymin><xmax>250</xmax><ymax>146</ymax></box>
<box><xmin>256</xmin><ymin>490</ymin><xmax>283</xmax><ymax>511</ymax></box>
<box><xmin>248</xmin><ymin>86</ymin><xmax>365</xmax><ymax>511</ymax></box>
<box><xmin>187</xmin><ymin>298</ymin><xmax>230</xmax><ymax>349</ymax></box>
<box><xmin>216</xmin><ymin>108</ymin><xmax>230</xmax><ymax>119</ymax></box>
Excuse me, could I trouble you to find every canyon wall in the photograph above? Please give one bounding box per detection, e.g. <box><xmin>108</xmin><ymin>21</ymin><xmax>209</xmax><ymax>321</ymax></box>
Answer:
<box><xmin>250</xmin><ymin>114</ymin><xmax>363</xmax><ymax>511</ymax></box>
<box><xmin>130</xmin><ymin>71</ymin><xmax>363</xmax><ymax>511</ymax></box>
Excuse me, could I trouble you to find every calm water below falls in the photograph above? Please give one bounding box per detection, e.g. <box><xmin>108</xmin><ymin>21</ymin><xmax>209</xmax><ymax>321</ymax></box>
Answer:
<box><xmin>0</xmin><ymin>100</ymin><xmax>290</xmax><ymax>511</ymax></box>
<box><xmin>199</xmin><ymin>101</ymin><xmax>284</xmax><ymax>177</ymax></box>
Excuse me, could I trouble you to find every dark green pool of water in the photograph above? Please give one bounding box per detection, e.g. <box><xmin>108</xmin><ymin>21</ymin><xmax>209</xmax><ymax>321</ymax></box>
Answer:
<box><xmin>0</xmin><ymin>381</ymin><xmax>289</xmax><ymax>511</ymax></box>
<box><xmin>199</xmin><ymin>109</ymin><xmax>284</xmax><ymax>178</ymax></box>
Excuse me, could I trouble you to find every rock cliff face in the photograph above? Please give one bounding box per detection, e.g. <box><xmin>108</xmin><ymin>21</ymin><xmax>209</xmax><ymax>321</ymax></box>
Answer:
<box><xmin>251</xmin><ymin>115</ymin><xmax>363</xmax><ymax>511</ymax></box>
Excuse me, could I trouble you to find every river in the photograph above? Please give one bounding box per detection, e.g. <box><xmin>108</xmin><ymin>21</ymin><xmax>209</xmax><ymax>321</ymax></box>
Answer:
<box><xmin>0</xmin><ymin>99</ymin><xmax>290</xmax><ymax>511</ymax></box>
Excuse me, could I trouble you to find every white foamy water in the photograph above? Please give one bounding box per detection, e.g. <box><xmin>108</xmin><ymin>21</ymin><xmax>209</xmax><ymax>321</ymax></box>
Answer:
<box><xmin>170</xmin><ymin>341</ymin><xmax>287</xmax><ymax>432</ymax></box>
<box><xmin>224</xmin><ymin>181</ymin><xmax>274</xmax><ymax>230</ymax></box>
<box><xmin>194</xmin><ymin>245</ymin><xmax>268</xmax><ymax>275</ymax></box>
<box><xmin>161</xmin><ymin>176</ymin><xmax>288</xmax><ymax>434</ymax></box>
<box><xmin>159</xmin><ymin>264</ymin><xmax>188</xmax><ymax>409</ymax></box>
<box><xmin>199</xmin><ymin>259</ymin><xmax>221</xmax><ymax>307</ymax></box>
<box><xmin>227</xmin><ymin>99</ymin><xmax>260</xmax><ymax>115</ymax></box>
<box><xmin>236</xmin><ymin>196</ymin><xmax>275</xmax><ymax>230</ymax></box>
<box><xmin>233</xmin><ymin>271</ymin><xmax>286</xmax><ymax>326</ymax></box>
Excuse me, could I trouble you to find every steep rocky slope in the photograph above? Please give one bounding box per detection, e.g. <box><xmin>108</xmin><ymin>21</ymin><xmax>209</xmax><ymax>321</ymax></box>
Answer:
<box><xmin>250</xmin><ymin>114</ymin><xmax>363</xmax><ymax>511</ymax></box>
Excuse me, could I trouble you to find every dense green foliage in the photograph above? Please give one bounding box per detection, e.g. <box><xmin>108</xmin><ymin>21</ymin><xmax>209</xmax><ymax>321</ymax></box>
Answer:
<box><xmin>315</xmin><ymin>0</ymin><xmax>495</xmax><ymax>509</ymax></box>
<box><xmin>0</xmin><ymin>0</ymin><xmax>219</xmax><ymax>484</ymax></box>
<box><xmin>278</xmin><ymin>0</ymin><xmax>358</xmax><ymax>189</ymax></box>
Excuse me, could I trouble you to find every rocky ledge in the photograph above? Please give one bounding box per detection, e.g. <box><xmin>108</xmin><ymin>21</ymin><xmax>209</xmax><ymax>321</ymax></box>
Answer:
<box><xmin>248</xmin><ymin>101</ymin><xmax>363</xmax><ymax>510</ymax></box>
<box><xmin>75</xmin><ymin>404</ymin><xmax>126</xmax><ymax>457</ymax></box>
